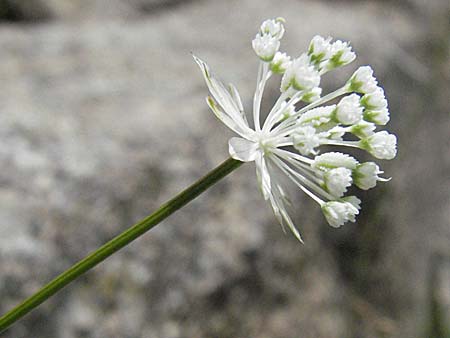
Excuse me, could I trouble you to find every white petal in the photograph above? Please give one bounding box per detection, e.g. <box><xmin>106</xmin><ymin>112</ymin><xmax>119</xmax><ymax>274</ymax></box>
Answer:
<box><xmin>228</xmin><ymin>137</ymin><xmax>258</xmax><ymax>162</ymax></box>
<box><xmin>255</xmin><ymin>152</ymin><xmax>271</xmax><ymax>200</ymax></box>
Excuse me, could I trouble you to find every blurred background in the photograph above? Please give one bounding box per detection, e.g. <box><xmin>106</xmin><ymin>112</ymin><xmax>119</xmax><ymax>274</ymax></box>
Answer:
<box><xmin>0</xmin><ymin>0</ymin><xmax>449</xmax><ymax>337</ymax></box>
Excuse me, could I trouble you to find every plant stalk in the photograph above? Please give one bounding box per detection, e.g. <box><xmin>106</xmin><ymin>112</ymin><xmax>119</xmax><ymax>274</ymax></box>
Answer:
<box><xmin>0</xmin><ymin>157</ymin><xmax>243</xmax><ymax>333</ymax></box>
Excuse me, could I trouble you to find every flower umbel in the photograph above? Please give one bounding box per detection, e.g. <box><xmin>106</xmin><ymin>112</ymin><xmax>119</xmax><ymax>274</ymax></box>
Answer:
<box><xmin>194</xmin><ymin>18</ymin><xmax>397</xmax><ymax>242</ymax></box>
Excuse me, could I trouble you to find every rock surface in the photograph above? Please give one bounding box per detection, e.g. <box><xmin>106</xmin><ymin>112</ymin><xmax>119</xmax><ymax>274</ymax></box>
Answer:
<box><xmin>0</xmin><ymin>0</ymin><xmax>449</xmax><ymax>337</ymax></box>
<box><xmin>0</xmin><ymin>0</ymin><xmax>191</xmax><ymax>21</ymax></box>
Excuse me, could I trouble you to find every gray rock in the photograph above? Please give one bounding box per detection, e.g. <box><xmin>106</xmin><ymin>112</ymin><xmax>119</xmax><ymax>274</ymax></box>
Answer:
<box><xmin>0</xmin><ymin>0</ymin><xmax>448</xmax><ymax>337</ymax></box>
<box><xmin>0</xmin><ymin>0</ymin><xmax>196</xmax><ymax>21</ymax></box>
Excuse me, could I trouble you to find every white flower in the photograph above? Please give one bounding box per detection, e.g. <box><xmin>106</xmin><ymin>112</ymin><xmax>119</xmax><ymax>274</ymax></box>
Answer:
<box><xmin>347</xmin><ymin>66</ymin><xmax>378</xmax><ymax>94</ymax></box>
<box><xmin>260</xmin><ymin>18</ymin><xmax>285</xmax><ymax>40</ymax></box>
<box><xmin>363</xmin><ymin>107</ymin><xmax>390</xmax><ymax>125</ymax></box>
<box><xmin>312</xmin><ymin>152</ymin><xmax>359</xmax><ymax>171</ymax></box>
<box><xmin>293</xmin><ymin>126</ymin><xmax>321</xmax><ymax>155</ymax></box>
<box><xmin>350</xmin><ymin>121</ymin><xmax>376</xmax><ymax>138</ymax></box>
<box><xmin>334</xmin><ymin>94</ymin><xmax>363</xmax><ymax>125</ymax></box>
<box><xmin>308</xmin><ymin>36</ymin><xmax>355</xmax><ymax>73</ymax></box>
<box><xmin>308</xmin><ymin>35</ymin><xmax>332</xmax><ymax>65</ymax></box>
<box><xmin>301</xmin><ymin>87</ymin><xmax>322</xmax><ymax>103</ymax></box>
<box><xmin>322</xmin><ymin>200</ymin><xmax>360</xmax><ymax>228</ymax></box>
<box><xmin>276</xmin><ymin>100</ymin><xmax>296</xmax><ymax>121</ymax></box>
<box><xmin>195</xmin><ymin>18</ymin><xmax>396</xmax><ymax>242</ymax></box>
<box><xmin>326</xmin><ymin>40</ymin><xmax>356</xmax><ymax>69</ymax></box>
<box><xmin>360</xmin><ymin>131</ymin><xmax>397</xmax><ymax>159</ymax></box>
<box><xmin>281</xmin><ymin>54</ymin><xmax>320</xmax><ymax>91</ymax></box>
<box><xmin>353</xmin><ymin>162</ymin><xmax>389</xmax><ymax>190</ymax></box>
<box><xmin>360</xmin><ymin>87</ymin><xmax>390</xmax><ymax>125</ymax></box>
<box><xmin>342</xmin><ymin>195</ymin><xmax>361</xmax><ymax>209</ymax></box>
<box><xmin>360</xmin><ymin>87</ymin><xmax>387</xmax><ymax>110</ymax></box>
<box><xmin>270</xmin><ymin>52</ymin><xmax>291</xmax><ymax>74</ymax></box>
<box><xmin>299</xmin><ymin>105</ymin><xmax>334</xmax><ymax>127</ymax></box>
<box><xmin>327</xmin><ymin>125</ymin><xmax>347</xmax><ymax>140</ymax></box>
<box><xmin>252</xmin><ymin>34</ymin><xmax>280</xmax><ymax>62</ymax></box>
<box><xmin>323</xmin><ymin>167</ymin><xmax>353</xmax><ymax>197</ymax></box>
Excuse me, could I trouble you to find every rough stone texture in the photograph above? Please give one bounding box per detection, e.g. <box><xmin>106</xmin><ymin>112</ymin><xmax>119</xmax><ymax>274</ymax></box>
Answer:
<box><xmin>0</xmin><ymin>0</ymin><xmax>191</xmax><ymax>21</ymax></box>
<box><xmin>0</xmin><ymin>0</ymin><xmax>448</xmax><ymax>337</ymax></box>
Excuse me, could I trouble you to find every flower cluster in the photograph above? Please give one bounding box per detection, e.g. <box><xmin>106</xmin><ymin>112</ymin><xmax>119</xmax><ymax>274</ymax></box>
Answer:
<box><xmin>195</xmin><ymin>18</ymin><xmax>397</xmax><ymax>242</ymax></box>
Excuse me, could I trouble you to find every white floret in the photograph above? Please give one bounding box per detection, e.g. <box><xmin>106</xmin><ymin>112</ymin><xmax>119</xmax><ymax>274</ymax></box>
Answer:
<box><xmin>321</xmin><ymin>200</ymin><xmax>359</xmax><ymax>228</ymax></box>
<box><xmin>252</xmin><ymin>34</ymin><xmax>280</xmax><ymax>62</ymax></box>
<box><xmin>323</xmin><ymin>167</ymin><xmax>353</xmax><ymax>197</ymax></box>
<box><xmin>335</xmin><ymin>94</ymin><xmax>363</xmax><ymax>125</ymax></box>
<box><xmin>347</xmin><ymin>66</ymin><xmax>378</xmax><ymax>94</ymax></box>
<box><xmin>361</xmin><ymin>131</ymin><xmax>397</xmax><ymax>160</ymax></box>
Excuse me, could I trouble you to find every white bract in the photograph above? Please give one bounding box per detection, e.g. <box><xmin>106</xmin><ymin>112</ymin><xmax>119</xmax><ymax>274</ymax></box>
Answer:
<box><xmin>195</xmin><ymin>18</ymin><xmax>397</xmax><ymax>242</ymax></box>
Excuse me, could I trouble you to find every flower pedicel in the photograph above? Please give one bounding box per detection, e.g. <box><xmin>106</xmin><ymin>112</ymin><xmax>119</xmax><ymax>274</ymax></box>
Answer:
<box><xmin>194</xmin><ymin>17</ymin><xmax>397</xmax><ymax>242</ymax></box>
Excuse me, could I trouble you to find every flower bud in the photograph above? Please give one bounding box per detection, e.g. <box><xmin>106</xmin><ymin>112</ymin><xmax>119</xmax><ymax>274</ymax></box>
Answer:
<box><xmin>270</xmin><ymin>52</ymin><xmax>291</xmax><ymax>74</ymax></box>
<box><xmin>281</xmin><ymin>54</ymin><xmax>320</xmax><ymax>91</ymax></box>
<box><xmin>298</xmin><ymin>105</ymin><xmax>334</xmax><ymax>127</ymax></box>
<box><xmin>312</xmin><ymin>152</ymin><xmax>359</xmax><ymax>171</ymax></box>
<box><xmin>363</xmin><ymin>107</ymin><xmax>390</xmax><ymax>125</ymax></box>
<box><xmin>321</xmin><ymin>200</ymin><xmax>359</xmax><ymax>228</ymax></box>
<box><xmin>353</xmin><ymin>162</ymin><xmax>388</xmax><ymax>190</ymax></box>
<box><xmin>360</xmin><ymin>87</ymin><xmax>387</xmax><ymax>110</ymax></box>
<box><xmin>334</xmin><ymin>94</ymin><xmax>363</xmax><ymax>125</ymax></box>
<box><xmin>301</xmin><ymin>87</ymin><xmax>322</xmax><ymax>103</ymax></box>
<box><xmin>341</xmin><ymin>195</ymin><xmax>361</xmax><ymax>209</ymax></box>
<box><xmin>350</xmin><ymin>121</ymin><xmax>376</xmax><ymax>138</ymax></box>
<box><xmin>360</xmin><ymin>131</ymin><xmax>397</xmax><ymax>159</ymax></box>
<box><xmin>347</xmin><ymin>66</ymin><xmax>378</xmax><ymax>94</ymax></box>
<box><xmin>260</xmin><ymin>17</ymin><xmax>285</xmax><ymax>40</ymax></box>
<box><xmin>252</xmin><ymin>34</ymin><xmax>280</xmax><ymax>62</ymax></box>
<box><xmin>308</xmin><ymin>35</ymin><xmax>332</xmax><ymax>65</ymax></box>
<box><xmin>293</xmin><ymin>126</ymin><xmax>321</xmax><ymax>155</ymax></box>
<box><xmin>327</xmin><ymin>126</ymin><xmax>347</xmax><ymax>140</ymax></box>
<box><xmin>276</xmin><ymin>101</ymin><xmax>296</xmax><ymax>122</ymax></box>
<box><xmin>323</xmin><ymin>167</ymin><xmax>353</xmax><ymax>197</ymax></box>
<box><xmin>325</xmin><ymin>40</ymin><xmax>356</xmax><ymax>70</ymax></box>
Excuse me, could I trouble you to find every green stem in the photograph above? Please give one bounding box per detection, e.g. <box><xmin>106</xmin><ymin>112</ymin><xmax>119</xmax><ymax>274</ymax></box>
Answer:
<box><xmin>0</xmin><ymin>157</ymin><xmax>243</xmax><ymax>333</ymax></box>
